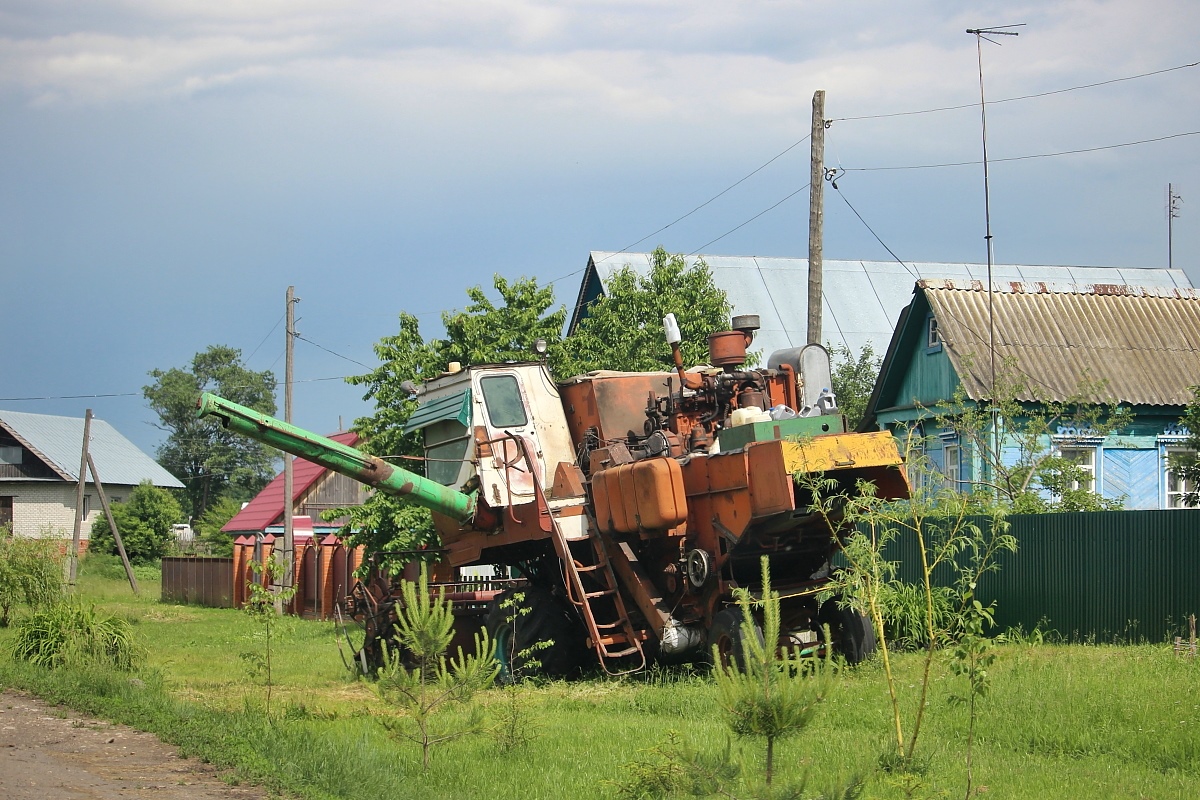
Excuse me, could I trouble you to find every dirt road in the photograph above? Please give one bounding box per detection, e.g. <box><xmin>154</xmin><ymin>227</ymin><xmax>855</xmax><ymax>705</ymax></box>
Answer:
<box><xmin>0</xmin><ymin>690</ymin><xmax>267</xmax><ymax>800</ymax></box>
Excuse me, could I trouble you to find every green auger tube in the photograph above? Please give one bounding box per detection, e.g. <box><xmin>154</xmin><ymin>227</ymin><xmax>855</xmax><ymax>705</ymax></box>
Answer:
<box><xmin>196</xmin><ymin>392</ymin><xmax>476</xmax><ymax>524</ymax></box>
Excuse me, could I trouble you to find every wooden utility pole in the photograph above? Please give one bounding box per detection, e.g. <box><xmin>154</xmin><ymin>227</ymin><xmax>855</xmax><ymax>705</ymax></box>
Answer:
<box><xmin>807</xmin><ymin>89</ymin><xmax>825</xmax><ymax>346</ymax></box>
<box><xmin>280</xmin><ymin>285</ymin><xmax>297</xmax><ymax>612</ymax></box>
<box><xmin>68</xmin><ymin>409</ymin><xmax>93</xmax><ymax>584</ymax></box>
<box><xmin>87</xmin><ymin>454</ymin><xmax>138</xmax><ymax>595</ymax></box>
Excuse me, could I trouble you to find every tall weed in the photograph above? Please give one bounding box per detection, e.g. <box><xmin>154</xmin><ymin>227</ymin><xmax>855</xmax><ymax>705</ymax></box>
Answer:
<box><xmin>10</xmin><ymin>601</ymin><xmax>145</xmax><ymax>671</ymax></box>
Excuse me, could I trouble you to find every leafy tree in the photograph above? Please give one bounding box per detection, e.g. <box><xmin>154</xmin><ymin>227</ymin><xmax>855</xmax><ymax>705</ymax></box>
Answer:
<box><xmin>329</xmin><ymin>275</ymin><xmax>566</xmax><ymax>564</ymax></box>
<box><xmin>242</xmin><ymin>553</ymin><xmax>297</xmax><ymax>721</ymax></box>
<box><xmin>89</xmin><ymin>480</ymin><xmax>183</xmax><ymax>563</ymax></box>
<box><xmin>935</xmin><ymin>365</ymin><xmax>1130</xmax><ymax>512</ymax></box>
<box><xmin>144</xmin><ymin>345</ymin><xmax>277</xmax><ymax>519</ymax></box>
<box><xmin>804</xmin><ymin>438</ymin><xmax>1016</xmax><ymax>772</ymax></box>
<box><xmin>1168</xmin><ymin>384</ymin><xmax>1200</xmax><ymax>507</ymax></box>
<box><xmin>0</xmin><ymin>528</ymin><xmax>64</xmax><ymax>627</ymax></box>
<box><xmin>830</xmin><ymin>341</ymin><xmax>882</xmax><ymax>431</ymax></box>
<box><xmin>556</xmin><ymin>247</ymin><xmax>735</xmax><ymax>376</ymax></box>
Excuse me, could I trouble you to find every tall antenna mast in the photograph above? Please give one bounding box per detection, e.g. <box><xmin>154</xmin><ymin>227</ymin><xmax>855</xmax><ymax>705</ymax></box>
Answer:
<box><xmin>1168</xmin><ymin>183</ymin><xmax>1183</xmax><ymax>270</ymax></box>
<box><xmin>966</xmin><ymin>23</ymin><xmax>1022</xmax><ymax>470</ymax></box>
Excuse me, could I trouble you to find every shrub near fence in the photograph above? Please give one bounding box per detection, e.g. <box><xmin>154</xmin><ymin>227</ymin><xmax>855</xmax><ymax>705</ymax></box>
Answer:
<box><xmin>161</xmin><ymin>557</ymin><xmax>233</xmax><ymax>608</ymax></box>
<box><xmin>864</xmin><ymin>509</ymin><xmax>1200</xmax><ymax>642</ymax></box>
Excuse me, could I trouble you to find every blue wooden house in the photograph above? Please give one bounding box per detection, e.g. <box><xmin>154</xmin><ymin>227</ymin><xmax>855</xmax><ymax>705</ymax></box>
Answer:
<box><xmin>863</xmin><ymin>280</ymin><xmax>1200</xmax><ymax>509</ymax></box>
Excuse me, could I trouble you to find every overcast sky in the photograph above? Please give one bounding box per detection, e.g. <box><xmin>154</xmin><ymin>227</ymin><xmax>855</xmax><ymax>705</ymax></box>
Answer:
<box><xmin>2</xmin><ymin>0</ymin><xmax>1198</xmax><ymax>462</ymax></box>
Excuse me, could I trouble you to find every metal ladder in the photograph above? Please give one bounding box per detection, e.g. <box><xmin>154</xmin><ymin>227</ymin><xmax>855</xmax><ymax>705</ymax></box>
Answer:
<box><xmin>547</xmin><ymin>504</ymin><xmax>646</xmax><ymax>675</ymax></box>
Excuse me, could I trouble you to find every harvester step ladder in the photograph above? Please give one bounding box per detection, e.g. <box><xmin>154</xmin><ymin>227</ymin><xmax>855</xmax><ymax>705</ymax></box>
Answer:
<box><xmin>546</xmin><ymin>504</ymin><xmax>646</xmax><ymax>676</ymax></box>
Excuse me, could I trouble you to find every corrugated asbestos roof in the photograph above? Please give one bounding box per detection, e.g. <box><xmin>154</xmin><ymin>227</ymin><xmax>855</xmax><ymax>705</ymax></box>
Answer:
<box><xmin>574</xmin><ymin>252</ymin><xmax>1192</xmax><ymax>360</ymax></box>
<box><xmin>223</xmin><ymin>431</ymin><xmax>360</xmax><ymax>533</ymax></box>
<box><xmin>0</xmin><ymin>409</ymin><xmax>184</xmax><ymax>487</ymax></box>
<box><xmin>922</xmin><ymin>281</ymin><xmax>1200</xmax><ymax>405</ymax></box>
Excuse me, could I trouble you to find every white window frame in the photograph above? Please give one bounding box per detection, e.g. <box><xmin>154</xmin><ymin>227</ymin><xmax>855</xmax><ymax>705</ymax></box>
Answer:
<box><xmin>1057</xmin><ymin>446</ymin><xmax>1096</xmax><ymax>493</ymax></box>
<box><xmin>1165</xmin><ymin>447</ymin><xmax>1198</xmax><ymax>509</ymax></box>
<box><xmin>943</xmin><ymin>444</ymin><xmax>961</xmax><ymax>490</ymax></box>
<box><xmin>926</xmin><ymin>315</ymin><xmax>941</xmax><ymax>350</ymax></box>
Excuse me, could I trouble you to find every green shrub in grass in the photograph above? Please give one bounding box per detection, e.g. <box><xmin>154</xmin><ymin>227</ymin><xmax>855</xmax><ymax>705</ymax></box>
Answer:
<box><xmin>9</xmin><ymin>601</ymin><xmax>146</xmax><ymax>671</ymax></box>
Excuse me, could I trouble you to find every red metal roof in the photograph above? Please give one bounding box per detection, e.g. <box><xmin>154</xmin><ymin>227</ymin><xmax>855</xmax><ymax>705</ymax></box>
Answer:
<box><xmin>222</xmin><ymin>431</ymin><xmax>360</xmax><ymax>533</ymax></box>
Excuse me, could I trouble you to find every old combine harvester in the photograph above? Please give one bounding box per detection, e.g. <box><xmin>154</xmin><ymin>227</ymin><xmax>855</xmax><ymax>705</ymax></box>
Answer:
<box><xmin>198</xmin><ymin>314</ymin><xmax>909</xmax><ymax>675</ymax></box>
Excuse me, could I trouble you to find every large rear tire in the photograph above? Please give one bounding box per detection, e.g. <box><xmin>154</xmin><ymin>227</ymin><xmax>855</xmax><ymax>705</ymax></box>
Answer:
<box><xmin>707</xmin><ymin>606</ymin><xmax>763</xmax><ymax>669</ymax></box>
<box><xmin>819</xmin><ymin>599</ymin><xmax>877</xmax><ymax>665</ymax></box>
<box><xmin>486</xmin><ymin>586</ymin><xmax>585</xmax><ymax>682</ymax></box>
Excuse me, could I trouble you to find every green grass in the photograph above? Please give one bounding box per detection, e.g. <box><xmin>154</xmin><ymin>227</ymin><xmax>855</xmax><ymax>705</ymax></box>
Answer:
<box><xmin>1</xmin><ymin>559</ymin><xmax>1198</xmax><ymax>799</ymax></box>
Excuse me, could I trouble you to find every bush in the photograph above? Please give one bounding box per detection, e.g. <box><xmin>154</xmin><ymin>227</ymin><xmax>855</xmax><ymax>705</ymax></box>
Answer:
<box><xmin>9</xmin><ymin>602</ymin><xmax>145</xmax><ymax>671</ymax></box>
<box><xmin>194</xmin><ymin>496</ymin><xmax>242</xmax><ymax>556</ymax></box>
<box><xmin>877</xmin><ymin>582</ymin><xmax>956</xmax><ymax>650</ymax></box>
<box><xmin>0</xmin><ymin>527</ymin><xmax>65</xmax><ymax>626</ymax></box>
<box><xmin>89</xmin><ymin>480</ymin><xmax>183</xmax><ymax>563</ymax></box>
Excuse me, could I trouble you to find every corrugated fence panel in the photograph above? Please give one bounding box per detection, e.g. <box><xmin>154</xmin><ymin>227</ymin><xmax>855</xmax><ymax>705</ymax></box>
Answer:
<box><xmin>858</xmin><ymin>510</ymin><xmax>1200</xmax><ymax>642</ymax></box>
<box><xmin>161</xmin><ymin>557</ymin><xmax>233</xmax><ymax>608</ymax></box>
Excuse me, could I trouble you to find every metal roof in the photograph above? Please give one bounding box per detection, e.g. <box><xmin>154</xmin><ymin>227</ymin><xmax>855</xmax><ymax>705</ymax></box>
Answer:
<box><xmin>0</xmin><ymin>409</ymin><xmax>183</xmax><ymax>488</ymax></box>
<box><xmin>223</xmin><ymin>431</ymin><xmax>360</xmax><ymax>533</ymax></box>
<box><xmin>574</xmin><ymin>252</ymin><xmax>1193</xmax><ymax>360</ymax></box>
<box><xmin>922</xmin><ymin>281</ymin><xmax>1200</xmax><ymax>406</ymax></box>
<box><xmin>404</xmin><ymin>390</ymin><xmax>472</xmax><ymax>433</ymax></box>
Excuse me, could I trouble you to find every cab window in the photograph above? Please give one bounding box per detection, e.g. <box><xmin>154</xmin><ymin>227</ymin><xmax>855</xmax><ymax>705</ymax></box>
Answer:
<box><xmin>479</xmin><ymin>374</ymin><xmax>528</xmax><ymax>428</ymax></box>
<box><xmin>423</xmin><ymin>420</ymin><xmax>470</xmax><ymax>486</ymax></box>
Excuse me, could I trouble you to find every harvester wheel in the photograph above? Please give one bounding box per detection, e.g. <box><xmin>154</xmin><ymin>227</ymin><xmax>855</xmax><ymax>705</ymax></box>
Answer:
<box><xmin>486</xmin><ymin>586</ymin><xmax>584</xmax><ymax>682</ymax></box>
<box><xmin>820</xmin><ymin>600</ymin><xmax>876</xmax><ymax>665</ymax></box>
<box><xmin>707</xmin><ymin>606</ymin><xmax>763</xmax><ymax>669</ymax></box>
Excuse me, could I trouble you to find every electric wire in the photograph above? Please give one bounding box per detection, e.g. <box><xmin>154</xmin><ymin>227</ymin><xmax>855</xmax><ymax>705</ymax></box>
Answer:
<box><xmin>829</xmin><ymin>59</ymin><xmax>1200</xmax><ymax>122</ymax></box>
<box><xmin>688</xmin><ymin>183</ymin><xmax>811</xmax><ymax>255</ymax></box>
<box><xmin>295</xmin><ymin>335</ymin><xmax>373</xmax><ymax>370</ymax></box>
<box><xmin>842</xmin><ymin>129</ymin><xmax>1200</xmax><ymax>173</ymax></box>
<box><xmin>595</xmin><ymin>134</ymin><xmax>812</xmax><ymax>266</ymax></box>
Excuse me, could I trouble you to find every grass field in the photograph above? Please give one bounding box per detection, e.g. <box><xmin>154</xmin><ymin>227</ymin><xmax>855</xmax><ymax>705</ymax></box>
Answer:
<box><xmin>1</xmin><ymin>556</ymin><xmax>1198</xmax><ymax>799</ymax></box>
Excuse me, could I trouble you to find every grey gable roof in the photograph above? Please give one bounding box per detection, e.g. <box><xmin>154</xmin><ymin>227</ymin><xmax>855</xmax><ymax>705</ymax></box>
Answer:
<box><xmin>0</xmin><ymin>410</ymin><xmax>183</xmax><ymax>488</ymax></box>
<box><xmin>572</xmin><ymin>252</ymin><xmax>1192</xmax><ymax>360</ymax></box>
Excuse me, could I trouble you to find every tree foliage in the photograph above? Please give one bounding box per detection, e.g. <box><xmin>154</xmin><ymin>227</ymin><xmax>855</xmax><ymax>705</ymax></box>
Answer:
<box><xmin>144</xmin><ymin>345</ymin><xmax>277</xmax><ymax>519</ymax></box>
<box><xmin>89</xmin><ymin>480</ymin><xmax>183</xmax><ymax>563</ymax></box>
<box><xmin>830</xmin><ymin>341</ymin><xmax>882</xmax><ymax>431</ymax></box>
<box><xmin>332</xmin><ymin>257</ymin><xmax>734</xmax><ymax>566</ymax></box>
<box><xmin>935</xmin><ymin>364</ymin><xmax>1131</xmax><ymax>512</ymax></box>
<box><xmin>556</xmin><ymin>247</ymin><xmax>735</xmax><ymax>376</ymax></box>
<box><xmin>0</xmin><ymin>528</ymin><xmax>64</xmax><ymax>627</ymax></box>
<box><xmin>194</xmin><ymin>496</ymin><xmax>243</xmax><ymax>556</ymax></box>
<box><xmin>330</xmin><ymin>276</ymin><xmax>566</xmax><ymax>563</ymax></box>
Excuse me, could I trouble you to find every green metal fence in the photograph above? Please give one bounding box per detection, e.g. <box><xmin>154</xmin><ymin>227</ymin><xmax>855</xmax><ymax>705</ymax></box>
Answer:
<box><xmin>857</xmin><ymin>510</ymin><xmax>1200</xmax><ymax>642</ymax></box>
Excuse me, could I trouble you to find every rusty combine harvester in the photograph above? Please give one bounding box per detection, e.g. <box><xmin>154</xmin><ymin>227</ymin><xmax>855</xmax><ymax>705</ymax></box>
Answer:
<box><xmin>197</xmin><ymin>313</ymin><xmax>909</xmax><ymax>675</ymax></box>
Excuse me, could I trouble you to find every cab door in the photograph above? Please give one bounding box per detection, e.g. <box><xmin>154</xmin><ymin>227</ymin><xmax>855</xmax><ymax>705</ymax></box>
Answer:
<box><xmin>472</xmin><ymin>369</ymin><xmax>543</xmax><ymax>508</ymax></box>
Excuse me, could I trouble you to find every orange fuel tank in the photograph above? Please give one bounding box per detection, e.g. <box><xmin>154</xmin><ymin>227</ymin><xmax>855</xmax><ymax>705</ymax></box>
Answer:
<box><xmin>592</xmin><ymin>457</ymin><xmax>687</xmax><ymax>535</ymax></box>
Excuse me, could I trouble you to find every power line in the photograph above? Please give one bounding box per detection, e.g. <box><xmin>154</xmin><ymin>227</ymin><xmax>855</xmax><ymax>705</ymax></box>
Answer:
<box><xmin>245</xmin><ymin>312</ymin><xmax>285</xmax><ymax>364</ymax></box>
<box><xmin>830</xmin><ymin>59</ymin><xmax>1200</xmax><ymax>122</ymax></box>
<box><xmin>294</xmin><ymin>335</ymin><xmax>373</xmax><ymax>369</ymax></box>
<box><xmin>831</xmin><ymin>182</ymin><xmax>918</xmax><ymax>280</ymax></box>
<box><xmin>842</xmin><ymin>129</ymin><xmax>1200</xmax><ymax>172</ymax></box>
<box><xmin>0</xmin><ymin>391</ymin><xmax>141</xmax><ymax>402</ymax></box>
<box><xmin>595</xmin><ymin>134</ymin><xmax>813</xmax><ymax>266</ymax></box>
<box><xmin>689</xmin><ymin>183</ymin><xmax>811</xmax><ymax>255</ymax></box>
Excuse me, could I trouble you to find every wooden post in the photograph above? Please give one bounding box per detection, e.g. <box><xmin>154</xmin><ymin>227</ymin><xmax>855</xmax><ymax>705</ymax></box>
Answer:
<box><xmin>87</xmin><ymin>453</ymin><xmax>139</xmax><ymax>595</ymax></box>
<box><xmin>68</xmin><ymin>409</ymin><xmax>93</xmax><ymax>584</ymax></box>
<box><xmin>807</xmin><ymin>89</ymin><xmax>825</xmax><ymax>346</ymax></box>
<box><xmin>279</xmin><ymin>285</ymin><xmax>297</xmax><ymax>613</ymax></box>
